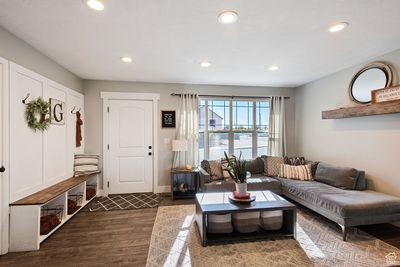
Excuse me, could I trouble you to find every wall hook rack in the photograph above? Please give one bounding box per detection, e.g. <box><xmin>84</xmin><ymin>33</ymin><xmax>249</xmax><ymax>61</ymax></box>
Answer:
<box><xmin>22</xmin><ymin>93</ymin><xmax>30</xmax><ymax>104</ymax></box>
<box><xmin>71</xmin><ymin>107</ymin><xmax>81</xmax><ymax>114</ymax></box>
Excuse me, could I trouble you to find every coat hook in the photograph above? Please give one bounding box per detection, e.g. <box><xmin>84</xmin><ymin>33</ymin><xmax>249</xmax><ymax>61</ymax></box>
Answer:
<box><xmin>71</xmin><ymin>106</ymin><xmax>76</xmax><ymax>114</ymax></box>
<box><xmin>22</xmin><ymin>93</ymin><xmax>30</xmax><ymax>104</ymax></box>
<box><xmin>77</xmin><ymin>108</ymin><xmax>81</xmax><ymax>113</ymax></box>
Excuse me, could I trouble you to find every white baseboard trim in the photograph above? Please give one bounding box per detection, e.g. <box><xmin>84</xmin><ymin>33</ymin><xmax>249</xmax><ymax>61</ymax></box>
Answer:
<box><xmin>157</xmin><ymin>186</ymin><xmax>171</xmax><ymax>193</ymax></box>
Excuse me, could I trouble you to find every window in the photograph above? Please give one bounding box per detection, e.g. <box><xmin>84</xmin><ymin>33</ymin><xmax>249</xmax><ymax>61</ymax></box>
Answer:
<box><xmin>199</xmin><ymin>99</ymin><xmax>269</xmax><ymax>161</ymax></box>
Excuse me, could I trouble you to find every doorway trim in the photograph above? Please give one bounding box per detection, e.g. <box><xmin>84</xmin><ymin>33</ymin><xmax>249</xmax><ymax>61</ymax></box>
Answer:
<box><xmin>0</xmin><ymin>57</ymin><xmax>9</xmax><ymax>254</ymax></box>
<box><xmin>101</xmin><ymin>92</ymin><xmax>160</xmax><ymax>195</ymax></box>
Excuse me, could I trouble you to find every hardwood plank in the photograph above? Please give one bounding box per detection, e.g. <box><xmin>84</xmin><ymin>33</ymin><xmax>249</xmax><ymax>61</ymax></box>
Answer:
<box><xmin>0</xmin><ymin>208</ymin><xmax>157</xmax><ymax>267</ymax></box>
<box><xmin>10</xmin><ymin>172</ymin><xmax>100</xmax><ymax>206</ymax></box>
<box><xmin>1</xmin><ymin>195</ymin><xmax>399</xmax><ymax>267</ymax></box>
<box><xmin>321</xmin><ymin>100</ymin><xmax>400</xmax><ymax>119</ymax></box>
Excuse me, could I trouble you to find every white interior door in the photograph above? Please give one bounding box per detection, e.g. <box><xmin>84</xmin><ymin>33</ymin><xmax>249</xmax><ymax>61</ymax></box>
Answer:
<box><xmin>108</xmin><ymin>99</ymin><xmax>153</xmax><ymax>193</ymax></box>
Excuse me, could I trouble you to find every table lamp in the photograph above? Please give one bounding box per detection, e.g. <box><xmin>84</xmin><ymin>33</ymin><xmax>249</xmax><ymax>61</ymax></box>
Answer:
<box><xmin>172</xmin><ymin>139</ymin><xmax>188</xmax><ymax>169</ymax></box>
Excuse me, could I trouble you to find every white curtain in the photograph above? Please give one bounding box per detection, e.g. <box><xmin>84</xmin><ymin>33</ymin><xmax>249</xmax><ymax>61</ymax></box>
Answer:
<box><xmin>268</xmin><ymin>96</ymin><xmax>287</xmax><ymax>156</ymax></box>
<box><xmin>172</xmin><ymin>93</ymin><xmax>199</xmax><ymax>168</ymax></box>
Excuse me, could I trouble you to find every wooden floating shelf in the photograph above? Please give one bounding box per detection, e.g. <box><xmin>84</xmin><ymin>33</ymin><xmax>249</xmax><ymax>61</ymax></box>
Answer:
<box><xmin>322</xmin><ymin>100</ymin><xmax>400</xmax><ymax>119</ymax></box>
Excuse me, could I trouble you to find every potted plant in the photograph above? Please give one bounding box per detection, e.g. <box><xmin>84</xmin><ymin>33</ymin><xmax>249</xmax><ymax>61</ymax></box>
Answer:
<box><xmin>223</xmin><ymin>152</ymin><xmax>248</xmax><ymax>197</ymax></box>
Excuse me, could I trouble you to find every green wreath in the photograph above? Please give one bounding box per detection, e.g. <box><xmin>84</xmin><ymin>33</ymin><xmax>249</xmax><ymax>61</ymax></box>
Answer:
<box><xmin>25</xmin><ymin>97</ymin><xmax>51</xmax><ymax>131</ymax></box>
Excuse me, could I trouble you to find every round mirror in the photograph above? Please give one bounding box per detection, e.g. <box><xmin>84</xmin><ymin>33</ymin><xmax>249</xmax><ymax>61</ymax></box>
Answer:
<box><xmin>349</xmin><ymin>62</ymin><xmax>392</xmax><ymax>104</ymax></box>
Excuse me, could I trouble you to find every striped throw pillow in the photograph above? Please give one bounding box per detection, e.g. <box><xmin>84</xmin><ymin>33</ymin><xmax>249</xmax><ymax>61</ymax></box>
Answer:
<box><xmin>74</xmin><ymin>154</ymin><xmax>100</xmax><ymax>176</ymax></box>
<box><xmin>279</xmin><ymin>164</ymin><xmax>313</xmax><ymax>181</ymax></box>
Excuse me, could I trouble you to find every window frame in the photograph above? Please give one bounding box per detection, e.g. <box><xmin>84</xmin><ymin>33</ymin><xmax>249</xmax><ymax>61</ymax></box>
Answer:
<box><xmin>199</xmin><ymin>98</ymin><xmax>269</xmax><ymax>160</ymax></box>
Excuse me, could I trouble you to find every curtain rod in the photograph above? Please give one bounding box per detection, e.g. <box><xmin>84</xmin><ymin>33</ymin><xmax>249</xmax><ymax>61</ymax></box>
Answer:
<box><xmin>170</xmin><ymin>93</ymin><xmax>290</xmax><ymax>100</ymax></box>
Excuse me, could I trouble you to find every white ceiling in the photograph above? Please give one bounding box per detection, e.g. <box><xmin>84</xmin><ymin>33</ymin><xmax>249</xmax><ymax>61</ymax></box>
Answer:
<box><xmin>1</xmin><ymin>0</ymin><xmax>400</xmax><ymax>87</ymax></box>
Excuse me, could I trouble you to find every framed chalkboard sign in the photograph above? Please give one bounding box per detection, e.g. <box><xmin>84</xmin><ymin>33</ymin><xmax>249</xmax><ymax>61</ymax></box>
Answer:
<box><xmin>161</xmin><ymin>110</ymin><xmax>176</xmax><ymax>128</ymax></box>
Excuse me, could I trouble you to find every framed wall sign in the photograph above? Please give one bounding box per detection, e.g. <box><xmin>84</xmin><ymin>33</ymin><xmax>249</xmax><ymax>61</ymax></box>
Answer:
<box><xmin>161</xmin><ymin>110</ymin><xmax>176</xmax><ymax>128</ymax></box>
<box><xmin>49</xmin><ymin>98</ymin><xmax>65</xmax><ymax>125</ymax></box>
<box><xmin>371</xmin><ymin>85</ymin><xmax>400</xmax><ymax>104</ymax></box>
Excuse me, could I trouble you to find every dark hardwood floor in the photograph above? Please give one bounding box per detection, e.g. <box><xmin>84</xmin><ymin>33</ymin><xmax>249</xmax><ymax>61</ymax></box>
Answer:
<box><xmin>0</xmin><ymin>195</ymin><xmax>399</xmax><ymax>267</ymax></box>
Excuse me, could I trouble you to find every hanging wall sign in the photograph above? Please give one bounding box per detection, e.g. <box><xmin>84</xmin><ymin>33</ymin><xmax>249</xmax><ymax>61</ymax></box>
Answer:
<box><xmin>161</xmin><ymin>110</ymin><xmax>176</xmax><ymax>128</ymax></box>
<box><xmin>371</xmin><ymin>85</ymin><xmax>400</xmax><ymax>104</ymax></box>
<box><xmin>50</xmin><ymin>98</ymin><xmax>65</xmax><ymax>125</ymax></box>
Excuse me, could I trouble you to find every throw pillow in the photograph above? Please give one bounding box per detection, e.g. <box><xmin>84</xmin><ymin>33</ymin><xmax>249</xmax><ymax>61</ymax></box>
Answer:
<box><xmin>279</xmin><ymin>164</ymin><xmax>313</xmax><ymax>181</ymax></box>
<box><xmin>260</xmin><ymin>155</ymin><xmax>268</xmax><ymax>176</ymax></box>
<box><xmin>310</xmin><ymin>161</ymin><xmax>320</xmax><ymax>178</ymax></box>
<box><xmin>245</xmin><ymin>157</ymin><xmax>264</xmax><ymax>174</ymax></box>
<box><xmin>314</xmin><ymin>162</ymin><xmax>358</xmax><ymax>190</ymax></box>
<box><xmin>284</xmin><ymin>156</ymin><xmax>306</xmax><ymax>166</ymax></box>
<box><xmin>220</xmin><ymin>159</ymin><xmax>230</xmax><ymax>178</ymax></box>
<box><xmin>262</xmin><ymin>156</ymin><xmax>285</xmax><ymax>177</ymax></box>
<box><xmin>209</xmin><ymin>161</ymin><xmax>224</xmax><ymax>180</ymax></box>
<box><xmin>201</xmin><ymin>160</ymin><xmax>211</xmax><ymax>174</ymax></box>
<box><xmin>74</xmin><ymin>154</ymin><xmax>99</xmax><ymax>176</ymax></box>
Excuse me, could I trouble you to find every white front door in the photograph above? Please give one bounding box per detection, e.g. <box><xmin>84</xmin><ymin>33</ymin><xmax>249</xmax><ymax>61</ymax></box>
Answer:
<box><xmin>108</xmin><ymin>99</ymin><xmax>153</xmax><ymax>193</ymax></box>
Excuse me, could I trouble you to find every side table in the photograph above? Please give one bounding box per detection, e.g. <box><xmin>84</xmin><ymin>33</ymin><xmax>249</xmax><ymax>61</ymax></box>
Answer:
<box><xmin>170</xmin><ymin>168</ymin><xmax>199</xmax><ymax>200</ymax></box>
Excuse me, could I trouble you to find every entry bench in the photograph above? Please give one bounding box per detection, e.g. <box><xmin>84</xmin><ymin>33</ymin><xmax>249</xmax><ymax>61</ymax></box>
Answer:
<box><xmin>9</xmin><ymin>172</ymin><xmax>100</xmax><ymax>252</ymax></box>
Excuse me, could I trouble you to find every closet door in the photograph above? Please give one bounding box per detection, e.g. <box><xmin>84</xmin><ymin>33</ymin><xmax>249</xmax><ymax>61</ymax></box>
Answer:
<box><xmin>9</xmin><ymin>63</ymin><xmax>44</xmax><ymax>202</ymax></box>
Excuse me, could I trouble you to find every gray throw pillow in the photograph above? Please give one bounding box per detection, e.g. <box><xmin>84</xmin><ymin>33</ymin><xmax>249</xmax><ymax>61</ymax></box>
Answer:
<box><xmin>245</xmin><ymin>157</ymin><xmax>264</xmax><ymax>174</ymax></box>
<box><xmin>314</xmin><ymin>162</ymin><xmax>358</xmax><ymax>190</ymax></box>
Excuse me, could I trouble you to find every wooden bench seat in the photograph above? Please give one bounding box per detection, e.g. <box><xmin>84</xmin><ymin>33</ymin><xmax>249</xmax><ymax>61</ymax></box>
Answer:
<box><xmin>10</xmin><ymin>171</ymin><xmax>101</xmax><ymax>206</ymax></box>
<box><xmin>9</xmin><ymin>172</ymin><xmax>100</xmax><ymax>252</ymax></box>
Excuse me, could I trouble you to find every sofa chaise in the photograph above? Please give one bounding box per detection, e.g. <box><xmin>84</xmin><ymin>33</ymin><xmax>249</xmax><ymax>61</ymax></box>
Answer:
<box><xmin>199</xmin><ymin>157</ymin><xmax>400</xmax><ymax>241</ymax></box>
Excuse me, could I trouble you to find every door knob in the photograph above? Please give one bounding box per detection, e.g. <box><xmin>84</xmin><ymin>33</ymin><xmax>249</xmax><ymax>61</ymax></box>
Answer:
<box><xmin>0</xmin><ymin>166</ymin><xmax>5</xmax><ymax>173</ymax></box>
<box><xmin>148</xmin><ymin>152</ymin><xmax>152</xmax><ymax>156</ymax></box>
<box><xmin>148</xmin><ymin>146</ymin><xmax>152</xmax><ymax>149</ymax></box>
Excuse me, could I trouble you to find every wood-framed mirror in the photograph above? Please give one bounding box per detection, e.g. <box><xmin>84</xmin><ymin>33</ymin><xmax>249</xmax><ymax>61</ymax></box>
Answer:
<box><xmin>349</xmin><ymin>62</ymin><xmax>393</xmax><ymax>104</ymax></box>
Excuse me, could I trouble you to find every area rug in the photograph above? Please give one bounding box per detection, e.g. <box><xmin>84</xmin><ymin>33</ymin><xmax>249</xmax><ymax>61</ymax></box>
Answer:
<box><xmin>84</xmin><ymin>193</ymin><xmax>161</xmax><ymax>211</ymax></box>
<box><xmin>146</xmin><ymin>205</ymin><xmax>399</xmax><ymax>267</ymax></box>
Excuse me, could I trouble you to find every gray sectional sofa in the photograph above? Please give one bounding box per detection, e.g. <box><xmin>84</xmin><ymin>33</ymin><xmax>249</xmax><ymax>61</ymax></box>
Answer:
<box><xmin>199</xmin><ymin>158</ymin><xmax>400</xmax><ymax>241</ymax></box>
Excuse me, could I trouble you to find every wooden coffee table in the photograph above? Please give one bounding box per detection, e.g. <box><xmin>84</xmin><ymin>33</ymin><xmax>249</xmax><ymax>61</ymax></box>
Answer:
<box><xmin>195</xmin><ymin>190</ymin><xmax>296</xmax><ymax>246</ymax></box>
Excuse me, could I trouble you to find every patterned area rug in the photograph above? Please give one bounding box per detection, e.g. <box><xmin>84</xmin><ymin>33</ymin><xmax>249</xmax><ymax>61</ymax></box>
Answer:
<box><xmin>146</xmin><ymin>205</ymin><xmax>400</xmax><ymax>267</ymax></box>
<box><xmin>84</xmin><ymin>193</ymin><xmax>161</xmax><ymax>211</ymax></box>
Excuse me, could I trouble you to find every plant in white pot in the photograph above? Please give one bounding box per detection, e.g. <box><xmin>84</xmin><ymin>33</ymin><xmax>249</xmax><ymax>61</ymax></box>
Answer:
<box><xmin>223</xmin><ymin>152</ymin><xmax>248</xmax><ymax>197</ymax></box>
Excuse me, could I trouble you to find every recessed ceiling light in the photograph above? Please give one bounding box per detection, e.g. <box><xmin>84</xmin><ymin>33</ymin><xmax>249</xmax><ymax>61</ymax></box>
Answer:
<box><xmin>329</xmin><ymin>22</ymin><xmax>349</xmax><ymax>33</ymax></box>
<box><xmin>121</xmin><ymin>57</ymin><xmax>132</xmax><ymax>63</ymax></box>
<box><xmin>218</xmin><ymin>11</ymin><xmax>238</xmax><ymax>24</ymax></box>
<box><xmin>86</xmin><ymin>0</ymin><xmax>104</xmax><ymax>11</ymax></box>
<box><xmin>269</xmin><ymin>65</ymin><xmax>279</xmax><ymax>71</ymax></box>
<box><xmin>200</xmin><ymin>61</ymin><xmax>211</xmax><ymax>68</ymax></box>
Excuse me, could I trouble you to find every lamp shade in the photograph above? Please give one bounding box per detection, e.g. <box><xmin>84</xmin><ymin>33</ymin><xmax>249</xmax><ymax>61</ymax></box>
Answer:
<box><xmin>172</xmin><ymin>139</ymin><xmax>188</xmax><ymax>152</ymax></box>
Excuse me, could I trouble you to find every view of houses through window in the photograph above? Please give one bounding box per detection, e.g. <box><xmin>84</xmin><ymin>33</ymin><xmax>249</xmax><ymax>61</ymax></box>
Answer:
<box><xmin>199</xmin><ymin>99</ymin><xmax>269</xmax><ymax>161</ymax></box>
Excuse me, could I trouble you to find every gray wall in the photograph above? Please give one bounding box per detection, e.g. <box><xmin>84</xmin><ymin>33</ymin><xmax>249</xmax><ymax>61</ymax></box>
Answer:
<box><xmin>83</xmin><ymin>80</ymin><xmax>296</xmax><ymax>189</ymax></box>
<box><xmin>0</xmin><ymin>26</ymin><xmax>83</xmax><ymax>92</ymax></box>
<box><xmin>295</xmin><ymin>48</ymin><xmax>400</xmax><ymax>197</ymax></box>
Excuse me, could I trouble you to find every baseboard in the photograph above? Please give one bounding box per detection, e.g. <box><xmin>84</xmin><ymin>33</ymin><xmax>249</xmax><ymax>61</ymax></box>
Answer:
<box><xmin>157</xmin><ymin>186</ymin><xmax>170</xmax><ymax>193</ymax></box>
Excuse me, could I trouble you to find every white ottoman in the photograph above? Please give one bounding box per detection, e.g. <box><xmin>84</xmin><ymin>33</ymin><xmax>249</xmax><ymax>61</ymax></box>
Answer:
<box><xmin>232</xmin><ymin>212</ymin><xmax>260</xmax><ymax>233</ymax></box>
<box><xmin>260</xmin><ymin>210</ymin><xmax>283</xmax><ymax>230</ymax></box>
